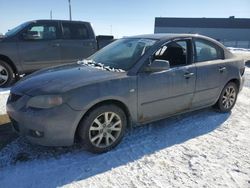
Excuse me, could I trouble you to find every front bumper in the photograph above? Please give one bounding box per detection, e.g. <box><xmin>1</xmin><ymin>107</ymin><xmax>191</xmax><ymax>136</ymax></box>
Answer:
<box><xmin>7</xmin><ymin>94</ymin><xmax>83</xmax><ymax>146</ymax></box>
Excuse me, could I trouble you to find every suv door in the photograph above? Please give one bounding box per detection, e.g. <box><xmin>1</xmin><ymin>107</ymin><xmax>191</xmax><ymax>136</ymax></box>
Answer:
<box><xmin>137</xmin><ymin>39</ymin><xmax>196</xmax><ymax>122</ymax></box>
<box><xmin>18</xmin><ymin>21</ymin><xmax>61</xmax><ymax>72</ymax></box>
<box><xmin>191</xmin><ymin>38</ymin><xmax>225</xmax><ymax>108</ymax></box>
<box><xmin>60</xmin><ymin>22</ymin><xmax>97</xmax><ymax>63</ymax></box>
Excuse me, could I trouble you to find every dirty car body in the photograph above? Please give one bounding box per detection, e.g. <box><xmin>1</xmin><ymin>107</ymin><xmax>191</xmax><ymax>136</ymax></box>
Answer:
<box><xmin>7</xmin><ymin>34</ymin><xmax>245</xmax><ymax>148</ymax></box>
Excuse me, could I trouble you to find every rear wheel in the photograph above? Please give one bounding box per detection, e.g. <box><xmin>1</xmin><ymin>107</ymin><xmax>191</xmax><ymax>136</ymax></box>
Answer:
<box><xmin>0</xmin><ymin>60</ymin><xmax>16</xmax><ymax>87</ymax></box>
<box><xmin>78</xmin><ymin>104</ymin><xmax>127</xmax><ymax>153</ymax></box>
<box><xmin>216</xmin><ymin>82</ymin><xmax>238</xmax><ymax>112</ymax></box>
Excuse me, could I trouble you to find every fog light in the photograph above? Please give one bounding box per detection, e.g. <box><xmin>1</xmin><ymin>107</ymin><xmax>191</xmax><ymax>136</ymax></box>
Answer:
<box><xmin>29</xmin><ymin>130</ymin><xmax>44</xmax><ymax>138</ymax></box>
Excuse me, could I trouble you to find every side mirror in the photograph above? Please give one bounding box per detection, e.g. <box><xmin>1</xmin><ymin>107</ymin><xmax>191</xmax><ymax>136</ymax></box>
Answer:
<box><xmin>22</xmin><ymin>31</ymin><xmax>39</xmax><ymax>40</ymax></box>
<box><xmin>144</xmin><ymin>59</ymin><xmax>170</xmax><ymax>73</ymax></box>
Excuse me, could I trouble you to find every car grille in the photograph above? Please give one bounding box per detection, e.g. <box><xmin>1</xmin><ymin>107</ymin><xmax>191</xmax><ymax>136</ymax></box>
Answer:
<box><xmin>8</xmin><ymin>93</ymin><xmax>23</xmax><ymax>102</ymax></box>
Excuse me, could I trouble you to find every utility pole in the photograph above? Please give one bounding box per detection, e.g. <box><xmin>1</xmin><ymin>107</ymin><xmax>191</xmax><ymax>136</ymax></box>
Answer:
<box><xmin>110</xmin><ymin>25</ymin><xmax>113</xmax><ymax>35</ymax></box>
<box><xmin>50</xmin><ymin>10</ymin><xmax>53</xmax><ymax>20</ymax></box>
<box><xmin>68</xmin><ymin>0</ymin><xmax>72</xmax><ymax>21</ymax></box>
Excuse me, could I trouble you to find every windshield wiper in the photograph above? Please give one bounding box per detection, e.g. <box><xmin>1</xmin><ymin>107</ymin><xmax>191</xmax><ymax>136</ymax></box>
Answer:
<box><xmin>78</xmin><ymin>59</ymin><xmax>125</xmax><ymax>72</ymax></box>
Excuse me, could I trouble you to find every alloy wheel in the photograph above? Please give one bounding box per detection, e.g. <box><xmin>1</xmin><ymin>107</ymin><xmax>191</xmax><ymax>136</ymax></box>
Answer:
<box><xmin>0</xmin><ymin>65</ymin><xmax>9</xmax><ymax>86</ymax></box>
<box><xmin>89</xmin><ymin>112</ymin><xmax>122</xmax><ymax>148</ymax></box>
<box><xmin>222</xmin><ymin>86</ymin><xmax>236</xmax><ymax>109</ymax></box>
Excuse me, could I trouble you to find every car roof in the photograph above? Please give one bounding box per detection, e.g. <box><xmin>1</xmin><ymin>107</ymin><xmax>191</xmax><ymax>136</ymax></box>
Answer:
<box><xmin>127</xmin><ymin>33</ymin><xmax>226</xmax><ymax>48</ymax></box>
<box><xmin>128</xmin><ymin>33</ymin><xmax>207</xmax><ymax>40</ymax></box>
<box><xmin>28</xmin><ymin>19</ymin><xmax>90</xmax><ymax>24</ymax></box>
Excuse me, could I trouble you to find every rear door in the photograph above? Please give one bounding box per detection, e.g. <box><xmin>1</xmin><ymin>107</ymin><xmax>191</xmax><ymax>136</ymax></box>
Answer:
<box><xmin>60</xmin><ymin>22</ymin><xmax>97</xmax><ymax>64</ymax></box>
<box><xmin>137</xmin><ymin>39</ymin><xmax>196</xmax><ymax>122</ymax></box>
<box><xmin>191</xmin><ymin>38</ymin><xmax>225</xmax><ymax>108</ymax></box>
<box><xmin>18</xmin><ymin>21</ymin><xmax>61</xmax><ymax>72</ymax></box>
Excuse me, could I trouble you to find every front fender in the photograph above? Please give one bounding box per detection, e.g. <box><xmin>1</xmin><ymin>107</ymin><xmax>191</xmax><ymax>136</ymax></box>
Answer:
<box><xmin>66</xmin><ymin>76</ymin><xmax>138</xmax><ymax>123</ymax></box>
<box><xmin>0</xmin><ymin>42</ymin><xmax>23</xmax><ymax>73</ymax></box>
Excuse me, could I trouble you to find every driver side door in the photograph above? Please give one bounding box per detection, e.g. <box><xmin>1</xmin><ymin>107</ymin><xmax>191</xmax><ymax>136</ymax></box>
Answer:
<box><xmin>18</xmin><ymin>21</ymin><xmax>62</xmax><ymax>73</ymax></box>
<box><xmin>137</xmin><ymin>39</ymin><xmax>196</xmax><ymax>122</ymax></box>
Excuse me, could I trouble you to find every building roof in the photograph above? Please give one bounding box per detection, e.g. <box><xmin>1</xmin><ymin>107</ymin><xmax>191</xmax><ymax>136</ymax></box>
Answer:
<box><xmin>155</xmin><ymin>17</ymin><xmax>250</xmax><ymax>29</ymax></box>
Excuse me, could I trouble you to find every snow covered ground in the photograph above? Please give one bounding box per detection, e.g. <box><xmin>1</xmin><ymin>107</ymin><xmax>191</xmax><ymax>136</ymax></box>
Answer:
<box><xmin>228</xmin><ymin>47</ymin><xmax>250</xmax><ymax>62</ymax></box>
<box><xmin>0</xmin><ymin>60</ymin><xmax>250</xmax><ymax>188</ymax></box>
<box><xmin>0</xmin><ymin>88</ymin><xmax>9</xmax><ymax>115</ymax></box>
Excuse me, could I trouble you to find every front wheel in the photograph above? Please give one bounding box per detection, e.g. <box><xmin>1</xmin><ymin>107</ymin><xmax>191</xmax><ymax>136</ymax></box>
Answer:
<box><xmin>78</xmin><ymin>104</ymin><xmax>127</xmax><ymax>153</ymax></box>
<box><xmin>216</xmin><ymin>82</ymin><xmax>238</xmax><ymax>112</ymax></box>
<box><xmin>0</xmin><ymin>60</ymin><xmax>16</xmax><ymax>87</ymax></box>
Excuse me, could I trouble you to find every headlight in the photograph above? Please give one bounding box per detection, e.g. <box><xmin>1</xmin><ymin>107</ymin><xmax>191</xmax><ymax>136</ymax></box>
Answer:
<box><xmin>27</xmin><ymin>95</ymin><xmax>63</xmax><ymax>109</ymax></box>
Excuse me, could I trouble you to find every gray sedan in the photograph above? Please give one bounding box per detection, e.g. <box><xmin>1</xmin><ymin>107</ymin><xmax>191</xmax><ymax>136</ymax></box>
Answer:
<box><xmin>7</xmin><ymin>34</ymin><xmax>245</xmax><ymax>153</ymax></box>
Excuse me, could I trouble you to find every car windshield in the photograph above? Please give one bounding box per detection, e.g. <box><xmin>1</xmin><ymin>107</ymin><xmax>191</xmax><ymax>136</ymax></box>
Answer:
<box><xmin>5</xmin><ymin>22</ymin><xmax>30</xmax><ymax>37</ymax></box>
<box><xmin>88</xmin><ymin>38</ymin><xmax>157</xmax><ymax>71</ymax></box>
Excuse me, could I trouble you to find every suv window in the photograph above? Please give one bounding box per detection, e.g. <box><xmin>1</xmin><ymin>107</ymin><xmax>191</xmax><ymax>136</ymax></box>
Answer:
<box><xmin>154</xmin><ymin>40</ymin><xmax>188</xmax><ymax>67</ymax></box>
<box><xmin>25</xmin><ymin>23</ymin><xmax>58</xmax><ymax>40</ymax></box>
<box><xmin>62</xmin><ymin>23</ymin><xmax>89</xmax><ymax>39</ymax></box>
<box><xmin>194</xmin><ymin>39</ymin><xmax>224</xmax><ymax>62</ymax></box>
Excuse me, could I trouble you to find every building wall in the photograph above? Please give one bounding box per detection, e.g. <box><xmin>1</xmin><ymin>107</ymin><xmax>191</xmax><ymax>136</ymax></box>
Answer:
<box><xmin>154</xmin><ymin>19</ymin><xmax>250</xmax><ymax>48</ymax></box>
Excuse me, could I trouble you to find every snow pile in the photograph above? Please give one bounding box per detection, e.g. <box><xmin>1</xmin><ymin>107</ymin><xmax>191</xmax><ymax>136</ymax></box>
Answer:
<box><xmin>228</xmin><ymin>47</ymin><xmax>250</xmax><ymax>62</ymax></box>
<box><xmin>228</xmin><ymin>47</ymin><xmax>250</xmax><ymax>52</ymax></box>
<box><xmin>78</xmin><ymin>59</ymin><xmax>125</xmax><ymax>72</ymax></box>
<box><xmin>0</xmin><ymin>68</ymin><xmax>249</xmax><ymax>187</ymax></box>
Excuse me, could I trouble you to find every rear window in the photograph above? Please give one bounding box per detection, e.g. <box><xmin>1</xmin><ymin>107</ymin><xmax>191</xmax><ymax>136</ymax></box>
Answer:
<box><xmin>194</xmin><ymin>39</ymin><xmax>224</xmax><ymax>62</ymax></box>
<box><xmin>62</xmin><ymin>23</ymin><xmax>89</xmax><ymax>40</ymax></box>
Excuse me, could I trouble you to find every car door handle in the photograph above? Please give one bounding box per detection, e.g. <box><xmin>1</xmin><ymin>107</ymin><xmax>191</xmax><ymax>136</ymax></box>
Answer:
<box><xmin>184</xmin><ymin>72</ymin><xmax>194</xmax><ymax>79</ymax></box>
<box><xmin>219</xmin><ymin>66</ymin><xmax>226</xmax><ymax>72</ymax></box>
<box><xmin>51</xmin><ymin>43</ymin><xmax>60</xmax><ymax>47</ymax></box>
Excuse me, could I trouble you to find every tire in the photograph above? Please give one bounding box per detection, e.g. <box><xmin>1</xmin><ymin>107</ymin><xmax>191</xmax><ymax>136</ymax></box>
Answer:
<box><xmin>0</xmin><ymin>60</ymin><xmax>16</xmax><ymax>87</ymax></box>
<box><xmin>246</xmin><ymin>60</ymin><xmax>250</xmax><ymax>67</ymax></box>
<box><xmin>78</xmin><ymin>104</ymin><xmax>127</xmax><ymax>153</ymax></box>
<box><xmin>215</xmin><ymin>82</ymin><xmax>238</xmax><ymax>112</ymax></box>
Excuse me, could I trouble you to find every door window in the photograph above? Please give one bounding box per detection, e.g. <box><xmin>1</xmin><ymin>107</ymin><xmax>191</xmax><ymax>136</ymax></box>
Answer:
<box><xmin>25</xmin><ymin>23</ymin><xmax>58</xmax><ymax>40</ymax></box>
<box><xmin>153</xmin><ymin>40</ymin><xmax>188</xmax><ymax>67</ymax></box>
<box><xmin>62</xmin><ymin>23</ymin><xmax>89</xmax><ymax>39</ymax></box>
<box><xmin>194</xmin><ymin>39</ymin><xmax>224</xmax><ymax>62</ymax></box>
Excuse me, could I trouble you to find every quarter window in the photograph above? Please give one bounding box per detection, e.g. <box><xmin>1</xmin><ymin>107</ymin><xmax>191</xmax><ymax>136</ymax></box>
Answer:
<box><xmin>194</xmin><ymin>39</ymin><xmax>224</xmax><ymax>62</ymax></box>
<box><xmin>62</xmin><ymin>23</ymin><xmax>89</xmax><ymax>39</ymax></box>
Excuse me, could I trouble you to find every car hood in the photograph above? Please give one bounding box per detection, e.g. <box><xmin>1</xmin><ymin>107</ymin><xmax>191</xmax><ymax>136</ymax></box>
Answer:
<box><xmin>11</xmin><ymin>63</ymin><xmax>125</xmax><ymax>96</ymax></box>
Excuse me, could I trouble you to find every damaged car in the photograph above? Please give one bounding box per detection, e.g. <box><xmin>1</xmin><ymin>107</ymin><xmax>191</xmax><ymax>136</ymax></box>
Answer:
<box><xmin>7</xmin><ymin>34</ymin><xmax>245</xmax><ymax>153</ymax></box>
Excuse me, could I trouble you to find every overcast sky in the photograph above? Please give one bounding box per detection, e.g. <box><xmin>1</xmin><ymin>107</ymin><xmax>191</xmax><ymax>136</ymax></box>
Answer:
<box><xmin>0</xmin><ymin>0</ymin><xmax>250</xmax><ymax>37</ymax></box>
